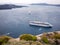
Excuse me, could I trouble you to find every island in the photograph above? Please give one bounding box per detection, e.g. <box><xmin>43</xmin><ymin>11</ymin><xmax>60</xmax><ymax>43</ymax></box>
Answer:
<box><xmin>0</xmin><ymin>4</ymin><xmax>27</xmax><ymax>10</ymax></box>
<box><xmin>31</xmin><ymin>3</ymin><xmax>60</xmax><ymax>7</ymax></box>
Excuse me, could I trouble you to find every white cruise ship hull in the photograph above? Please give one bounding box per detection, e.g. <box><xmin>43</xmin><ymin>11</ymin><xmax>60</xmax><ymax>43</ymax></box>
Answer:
<box><xmin>29</xmin><ymin>21</ymin><xmax>53</xmax><ymax>28</ymax></box>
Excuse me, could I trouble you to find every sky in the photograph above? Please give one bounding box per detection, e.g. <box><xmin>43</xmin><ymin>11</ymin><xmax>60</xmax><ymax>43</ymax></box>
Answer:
<box><xmin>0</xmin><ymin>0</ymin><xmax>60</xmax><ymax>4</ymax></box>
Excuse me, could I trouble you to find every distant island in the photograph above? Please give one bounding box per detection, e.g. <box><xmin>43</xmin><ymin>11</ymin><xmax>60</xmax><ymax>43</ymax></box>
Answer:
<box><xmin>0</xmin><ymin>4</ymin><xmax>27</xmax><ymax>10</ymax></box>
<box><xmin>31</xmin><ymin>3</ymin><xmax>60</xmax><ymax>7</ymax></box>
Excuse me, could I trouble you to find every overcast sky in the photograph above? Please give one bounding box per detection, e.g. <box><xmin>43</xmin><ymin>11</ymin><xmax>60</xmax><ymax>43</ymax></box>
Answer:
<box><xmin>0</xmin><ymin>0</ymin><xmax>60</xmax><ymax>4</ymax></box>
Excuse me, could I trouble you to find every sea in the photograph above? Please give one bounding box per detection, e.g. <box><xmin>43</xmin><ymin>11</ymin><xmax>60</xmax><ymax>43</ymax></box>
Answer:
<box><xmin>0</xmin><ymin>5</ymin><xmax>60</xmax><ymax>38</ymax></box>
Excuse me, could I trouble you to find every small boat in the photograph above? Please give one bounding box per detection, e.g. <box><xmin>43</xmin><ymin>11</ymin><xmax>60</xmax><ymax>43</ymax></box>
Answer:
<box><xmin>29</xmin><ymin>21</ymin><xmax>53</xmax><ymax>28</ymax></box>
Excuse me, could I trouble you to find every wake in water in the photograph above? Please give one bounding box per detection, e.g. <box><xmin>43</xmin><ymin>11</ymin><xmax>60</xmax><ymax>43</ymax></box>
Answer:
<box><xmin>39</xmin><ymin>28</ymin><xmax>42</xmax><ymax>31</ymax></box>
<box><xmin>0</xmin><ymin>32</ymin><xmax>11</xmax><ymax>36</ymax></box>
<box><xmin>4</xmin><ymin>33</ymin><xmax>10</xmax><ymax>35</ymax></box>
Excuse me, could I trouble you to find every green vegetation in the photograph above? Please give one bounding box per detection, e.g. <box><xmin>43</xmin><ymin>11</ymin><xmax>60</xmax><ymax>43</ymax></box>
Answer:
<box><xmin>41</xmin><ymin>36</ymin><xmax>49</xmax><ymax>43</ymax></box>
<box><xmin>20</xmin><ymin>34</ymin><xmax>37</xmax><ymax>41</ymax></box>
<box><xmin>0</xmin><ymin>36</ymin><xmax>11</xmax><ymax>45</ymax></box>
<box><xmin>54</xmin><ymin>33</ymin><xmax>60</xmax><ymax>39</ymax></box>
<box><xmin>32</xmin><ymin>36</ymin><xmax>37</xmax><ymax>41</ymax></box>
<box><xmin>0</xmin><ymin>31</ymin><xmax>60</xmax><ymax>45</ymax></box>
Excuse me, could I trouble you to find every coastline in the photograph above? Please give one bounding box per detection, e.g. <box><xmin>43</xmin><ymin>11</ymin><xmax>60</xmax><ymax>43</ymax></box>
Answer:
<box><xmin>0</xmin><ymin>31</ymin><xmax>60</xmax><ymax>45</ymax></box>
<box><xmin>36</xmin><ymin>31</ymin><xmax>60</xmax><ymax>36</ymax></box>
<box><xmin>14</xmin><ymin>31</ymin><xmax>60</xmax><ymax>41</ymax></box>
<box><xmin>36</xmin><ymin>31</ymin><xmax>60</xmax><ymax>40</ymax></box>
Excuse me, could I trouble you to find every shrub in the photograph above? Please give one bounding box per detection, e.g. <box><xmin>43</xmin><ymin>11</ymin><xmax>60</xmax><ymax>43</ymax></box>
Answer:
<box><xmin>20</xmin><ymin>34</ymin><xmax>37</xmax><ymax>41</ymax></box>
<box><xmin>0</xmin><ymin>36</ymin><xmax>11</xmax><ymax>45</ymax></box>
<box><xmin>41</xmin><ymin>36</ymin><xmax>49</xmax><ymax>43</ymax></box>
<box><xmin>32</xmin><ymin>36</ymin><xmax>37</xmax><ymax>41</ymax></box>
<box><xmin>54</xmin><ymin>34</ymin><xmax>60</xmax><ymax>39</ymax></box>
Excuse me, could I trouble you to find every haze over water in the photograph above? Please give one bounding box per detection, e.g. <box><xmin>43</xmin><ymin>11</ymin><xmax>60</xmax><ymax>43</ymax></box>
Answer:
<box><xmin>0</xmin><ymin>5</ymin><xmax>60</xmax><ymax>38</ymax></box>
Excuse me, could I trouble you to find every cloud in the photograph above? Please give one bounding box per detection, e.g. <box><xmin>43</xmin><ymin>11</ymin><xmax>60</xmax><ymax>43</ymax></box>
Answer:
<box><xmin>0</xmin><ymin>0</ymin><xmax>60</xmax><ymax>4</ymax></box>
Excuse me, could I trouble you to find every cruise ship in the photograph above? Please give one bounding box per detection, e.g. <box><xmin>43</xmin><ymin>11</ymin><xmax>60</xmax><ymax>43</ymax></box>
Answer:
<box><xmin>29</xmin><ymin>21</ymin><xmax>53</xmax><ymax>28</ymax></box>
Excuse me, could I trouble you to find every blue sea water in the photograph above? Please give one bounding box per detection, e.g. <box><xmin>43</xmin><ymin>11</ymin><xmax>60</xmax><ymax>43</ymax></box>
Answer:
<box><xmin>0</xmin><ymin>5</ymin><xmax>60</xmax><ymax>38</ymax></box>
